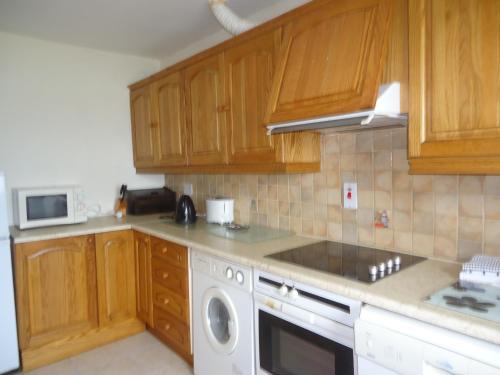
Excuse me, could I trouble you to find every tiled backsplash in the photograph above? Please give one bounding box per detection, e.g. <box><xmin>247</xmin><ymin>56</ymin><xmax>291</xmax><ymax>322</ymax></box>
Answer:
<box><xmin>165</xmin><ymin>128</ymin><xmax>500</xmax><ymax>261</ymax></box>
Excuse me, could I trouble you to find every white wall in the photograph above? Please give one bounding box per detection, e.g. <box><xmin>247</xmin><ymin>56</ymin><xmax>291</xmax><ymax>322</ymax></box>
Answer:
<box><xmin>160</xmin><ymin>0</ymin><xmax>309</xmax><ymax>67</ymax></box>
<box><xmin>0</xmin><ymin>32</ymin><xmax>164</xmax><ymax>224</ymax></box>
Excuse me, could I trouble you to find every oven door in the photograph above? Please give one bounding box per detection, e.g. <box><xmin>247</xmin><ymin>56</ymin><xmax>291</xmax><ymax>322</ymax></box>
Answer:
<box><xmin>255</xmin><ymin>294</ymin><xmax>356</xmax><ymax>375</ymax></box>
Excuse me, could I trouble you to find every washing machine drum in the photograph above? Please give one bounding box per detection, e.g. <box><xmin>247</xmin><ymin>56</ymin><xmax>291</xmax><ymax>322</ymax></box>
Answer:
<box><xmin>202</xmin><ymin>287</ymin><xmax>239</xmax><ymax>355</ymax></box>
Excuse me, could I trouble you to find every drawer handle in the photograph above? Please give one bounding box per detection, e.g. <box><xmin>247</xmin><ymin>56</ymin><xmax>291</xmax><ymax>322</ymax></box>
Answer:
<box><xmin>162</xmin><ymin>272</ymin><xmax>169</xmax><ymax>279</ymax></box>
<box><xmin>162</xmin><ymin>247</ymin><xmax>168</xmax><ymax>254</ymax></box>
<box><xmin>176</xmin><ymin>254</ymin><xmax>181</xmax><ymax>261</ymax></box>
<box><xmin>163</xmin><ymin>298</ymin><xmax>170</xmax><ymax>305</ymax></box>
<box><xmin>164</xmin><ymin>323</ymin><xmax>171</xmax><ymax>331</ymax></box>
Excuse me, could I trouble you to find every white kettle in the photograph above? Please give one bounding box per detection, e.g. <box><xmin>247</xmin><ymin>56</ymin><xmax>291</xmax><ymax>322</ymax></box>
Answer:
<box><xmin>206</xmin><ymin>197</ymin><xmax>234</xmax><ymax>225</ymax></box>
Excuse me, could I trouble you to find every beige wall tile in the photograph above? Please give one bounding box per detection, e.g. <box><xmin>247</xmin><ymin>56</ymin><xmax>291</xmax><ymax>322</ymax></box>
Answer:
<box><xmin>435</xmin><ymin>193</ymin><xmax>458</xmax><ymax>216</ymax></box>
<box><xmin>458</xmin><ymin>240</ymin><xmax>482</xmax><ymax>261</ymax></box>
<box><xmin>459</xmin><ymin>217</ymin><xmax>483</xmax><ymax>242</ymax></box>
<box><xmin>413</xmin><ymin>192</ymin><xmax>434</xmax><ymax>213</ymax></box>
<box><xmin>393</xmin><ymin>172</ymin><xmax>412</xmax><ymax>192</ymax></box>
<box><xmin>374</xmin><ymin>151</ymin><xmax>392</xmax><ymax>170</ymax></box>
<box><xmin>357</xmin><ymin>153</ymin><xmax>373</xmax><ymax>171</ymax></box>
<box><xmin>375</xmin><ymin>171</ymin><xmax>392</xmax><ymax>191</ymax></box>
<box><xmin>340</xmin><ymin>133</ymin><xmax>356</xmax><ymax>153</ymax></box>
<box><xmin>375</xmin><ymin>191</ymin><xmax>392</xmax><ymax>210</ymax></box>
<box><xmin>413</xmin><ymin>211</ymin><xmax>434</xmax><ymax>235</ymax></box>
<box><xmin>374</xmin><ymin>131</ymin><xmax>392</xmax><ymax>150</ymax></box>
<box><xmin>392</xmin><ymin>129</ymin><xmax>407</xmax><ymax>149</ymax></box>
<box><xmin>413</xmin><ymin>234</ymin><xmax>434</xmax><ymax>256</ymax></box>
<box><xmin>342</xmin><ymin>222</ymin><xmax>357</xmax><ymax>243</ymax></box>
<box><xmin>485</xmin><ymin>195</ymin><xmax>500</xmax><ymax>220</ymax></box>
<box><xmin>485</xmin><ymin>220</ymin><xmax>500</xmax><ymax>246</ymax></box>
<box><xmin>394</xmin><ymin>231</ymin><xmax>412</xmax><ymax>251</ymax></box>
<box><xmin>412</xmin><ymin>175</ymin><xmax>433</xmax><ymax>192</ymax></box>
<box><xmin>485</xmin><ymin>176</ymin><xmax>500</xmax><ymax>195</ymax></box>
<box><xmin>356</xmin><ymin>132</ymin><xmax>373</xmax><ymax>153</ymax></box>
<box><xmin>434</xmin><ymin>236</ymin><xmax>457</xmax><ymax>260</ymax></box>
<box><xmin>358</xmin><ymin>227</ymin><xmax>375</xmax><ymax>245</ymax></box>
<box><xmin>459</xmin><ymin>176</ymin><xmax>485</xmax><ymax>194</ymax></box>
<box><xmin>393</xmin><ymin>210</ymin><xmax>411</xmax><ymax>231</ymax></box>
<box><xmin>328</xmin><ymin>204</ymin><xmax>342</xmax><ymax>222</ymax></box>
<box><xmin>459</xmin><ymin>194</ymin><xmax>483</xmax><ymax>218</ymax></box>
<box><xmin>327</xmin><ymin>222</ymin><xmax>342</xmax><ymax>240</ymax></box>
<box><xmin>341</xmin><ymin>153</ymin><xmax>356</xmax><ymax>171</ymax></box>
<box><xmin>392</xmin><ymin>150</ymin><xmax>409</xmax><ymax>171</ymax></box>
<box><xmin>324</xmin><ymin>135</ymin><xmax>340</xmax><ymax>154</ymax></box>
<box><xmin>433</xmin><ymin>176</ymin><xmax>458</xmax><ymax>194</ymax></box>
<box><xmin>393</xmin><ymin>191</ymin><xmax>411</xmax><ymax>211</ymax></box>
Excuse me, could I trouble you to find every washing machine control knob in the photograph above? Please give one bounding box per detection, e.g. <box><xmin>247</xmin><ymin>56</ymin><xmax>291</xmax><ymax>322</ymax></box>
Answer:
<box><xmin>279</xmin><ymin>284</ymin><xmax>289</xmax><ymax>296</ymax></box>
<box><xmin>289</xmin><ymin>288</ymin><xmax>299</xmax><ymax>299</ymax></box>
<box><xmin>235</xmin><ymin>271</ymin><xmax>244</xmax><ymax>284</ymax></box>
<box><xmin>225</xmin><ymin>267</ymin><xmax>234</xmax><ymax>280</ymax></box>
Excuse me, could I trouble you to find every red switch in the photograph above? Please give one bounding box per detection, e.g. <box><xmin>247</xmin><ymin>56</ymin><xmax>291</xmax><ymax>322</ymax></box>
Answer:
<box><xmin>347</xmin><ymin>190</ymin><xmax>352</xmax><ymax>200</ymax></box>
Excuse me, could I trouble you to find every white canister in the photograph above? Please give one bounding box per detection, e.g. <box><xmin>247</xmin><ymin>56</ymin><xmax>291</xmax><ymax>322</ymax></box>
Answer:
<box><xmin>206</xmin><ymin>197</ymin><xmax>234</xmax><ymax>225</ymax></box>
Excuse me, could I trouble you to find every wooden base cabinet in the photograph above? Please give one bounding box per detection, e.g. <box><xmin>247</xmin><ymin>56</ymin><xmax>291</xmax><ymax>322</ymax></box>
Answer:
<box><xmin>14</xmin><ymin>233</ymin><xmax>144</xmax><ymax>371</ymax></box>
<box><xmin>149</xmin><ymin>237</ymin><xmax>192</xmax><ymax>364</ymax></box>
<box><xmin>134</xmin><ymin>231</ymin><xmax>153</xmax><ymax>326</ymax></box>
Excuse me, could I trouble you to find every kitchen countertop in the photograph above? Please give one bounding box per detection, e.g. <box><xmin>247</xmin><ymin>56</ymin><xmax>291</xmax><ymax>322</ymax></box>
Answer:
<box><xmin>10</xmin><ymin>215</ymin><xmax>500</xmax><ymax>346</ymax></box>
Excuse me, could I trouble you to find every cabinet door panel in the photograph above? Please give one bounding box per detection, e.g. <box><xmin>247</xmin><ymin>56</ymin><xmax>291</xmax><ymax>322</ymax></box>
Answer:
<box><xmin>185</xmin><ymin>54</ymin><xmax>227</xmax><ymax>165</ymax></box>
<box><xmin>130</xmin><ymin>86</ymin><xmax>155</xmax><ymax>167</ymax></box>
<box><xmin>266</xmin><ymin>0</ymin><xmax>393</xmax><ymax>124</ymax></box>
<box><xmin>15</xmin><ymin>235</ymin><xmax>98</xmax><ymax>350</ymax></box>
<box><xmin>134</xmin><ymin>232</ymin><xmax>153</xmax><ymax>326</ymax></box>
<box><xmin>95</xmin><ymin>231</ymin><xmax>136</xmax><ymax>326</ymax></box>
<box><xmin>152</xmin><ymin>72</ymin><xmax>187</xmax><ymax>166</ymax></box>
<box><xmin>408</xmin><ymin>0</ymin><xmax>500</xmax><ymax>173</ymax></box>
<box><xmin>226</xmin><ymin>29</ymin><xmax>281</xmax><ymax>164</ymax></box>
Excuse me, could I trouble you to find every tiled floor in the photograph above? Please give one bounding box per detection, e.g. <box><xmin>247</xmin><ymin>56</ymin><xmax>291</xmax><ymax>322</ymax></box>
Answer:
<box><xmin>20</xmin><ymin>332</ymin><xmax>194</xmax><ymax>375</ymax></box>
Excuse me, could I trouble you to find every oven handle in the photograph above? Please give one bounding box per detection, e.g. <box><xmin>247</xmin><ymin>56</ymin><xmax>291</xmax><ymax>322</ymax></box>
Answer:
<box><xmin>255</xmin><ymin>292</ymin><xmax>354</xmax><ymax>349</ymax></box>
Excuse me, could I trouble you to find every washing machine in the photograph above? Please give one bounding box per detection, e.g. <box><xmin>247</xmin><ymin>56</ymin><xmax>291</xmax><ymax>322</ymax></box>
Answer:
<box><xmin>191</xmin><ymin>249</ymin><xmax>254</xmax><ymax>375</ymax></box>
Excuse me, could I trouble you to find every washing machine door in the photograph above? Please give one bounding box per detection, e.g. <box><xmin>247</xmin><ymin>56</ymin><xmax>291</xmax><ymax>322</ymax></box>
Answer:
<box><xmin>202</xmin><ymin>287</ymin><xmax>239</xmax><ymax>355</ymax></box>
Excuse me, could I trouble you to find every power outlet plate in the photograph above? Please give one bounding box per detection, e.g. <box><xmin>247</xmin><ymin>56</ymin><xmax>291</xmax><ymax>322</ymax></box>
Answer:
<box><xmin>343</xmin><ymin>182</ymin><xmax>358</xmax><ymax>210</ymax></box>
<box><xmin>183</xmin><ymin>183</ymin><xmax>193</xmax><ymax>196</ymax></box>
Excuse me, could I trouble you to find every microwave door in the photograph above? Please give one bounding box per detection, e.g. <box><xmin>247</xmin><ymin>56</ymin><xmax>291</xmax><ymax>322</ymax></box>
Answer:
<box><xmin>19</xmin><ymin>189</ymin><xmax>75</xmax><ymax>229</ymax></box>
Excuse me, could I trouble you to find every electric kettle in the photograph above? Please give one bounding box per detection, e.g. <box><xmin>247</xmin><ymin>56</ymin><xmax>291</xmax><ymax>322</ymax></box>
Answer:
<box><xmin>175</xmin><ymin>195</ymin><xmax>197</xmax><ymax>224</ymax></box>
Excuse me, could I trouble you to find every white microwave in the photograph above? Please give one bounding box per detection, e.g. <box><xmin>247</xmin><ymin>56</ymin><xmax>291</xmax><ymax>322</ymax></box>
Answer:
<box><xmin>13</xmin><ymin>186</ymin><xmax>87</xmax><ymax>230</ymax></box>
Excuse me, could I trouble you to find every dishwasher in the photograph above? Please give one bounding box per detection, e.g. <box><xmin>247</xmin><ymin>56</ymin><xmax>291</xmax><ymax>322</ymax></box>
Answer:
<box><xmin>355</xmin><ymin>305</ymin><xmax>500</xmax><ymax>375</ymax></box>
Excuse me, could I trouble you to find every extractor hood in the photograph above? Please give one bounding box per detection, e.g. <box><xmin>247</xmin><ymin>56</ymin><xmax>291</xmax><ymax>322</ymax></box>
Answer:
<box><xmin>266</xmin><ymin>82</ymin><xmax>407</xmax><ymax>134</ymax></box>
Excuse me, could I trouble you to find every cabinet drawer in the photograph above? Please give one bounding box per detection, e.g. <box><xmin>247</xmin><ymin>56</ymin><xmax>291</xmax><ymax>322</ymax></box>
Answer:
<box><xmin>151</xmin><ymin>258</ymin><xmax>188</xmax><ymax>296</ymax></box>
<box><xmin>153</xmin><ymin>308</ymin><xmax>190</xmax><ymax>353</ymax></box>
<box><xmin>152</xmin><ymin>282</ymin><xmax>189</xmax><ymax>323</ymax></box>
<box><xmin>151</xmin><ymin>237</ymin><xmax>188</xmax><ymax>270</ymax></box>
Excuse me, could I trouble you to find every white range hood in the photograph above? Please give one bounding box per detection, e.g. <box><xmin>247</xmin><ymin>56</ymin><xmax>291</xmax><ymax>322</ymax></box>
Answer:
<box><xmin>266</xmin><ymin>82</ymin><xmax>407</xmax><ymax>134</ymax></box>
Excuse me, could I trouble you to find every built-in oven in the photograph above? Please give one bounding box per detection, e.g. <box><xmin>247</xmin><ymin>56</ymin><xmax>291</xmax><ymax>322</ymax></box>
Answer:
<box><xmin>254</xmin><ymin>269</ymin><xmax>361</xmax><ymax>375</ymax></box>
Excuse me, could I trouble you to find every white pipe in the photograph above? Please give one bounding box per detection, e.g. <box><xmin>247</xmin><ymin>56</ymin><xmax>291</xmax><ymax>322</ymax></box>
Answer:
<box><xmin>209</xmin><ymin>0</ymin><xmax>255</xmax><ymax>35</ymax></box>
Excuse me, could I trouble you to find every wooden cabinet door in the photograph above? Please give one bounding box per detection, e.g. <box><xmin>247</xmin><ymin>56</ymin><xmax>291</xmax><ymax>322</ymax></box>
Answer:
<box><xmin>225</xmin><ymin>29</ymin><xmax>282</xmax><ymax>164</ymax></box>
<box><xmin>134</xmin><ymin>231</ymin><xmax>153</xmax><ymax>326</ymax></box>
<box><xmin>130</xmin><ymin>86</ymin><xmax>155</xmax><ymax>168</ymax></box>
<box><xmin>152</xmin><ymin>72</ymin><xmax>188</xmax><ymax>166</ymax></box>
<box><xmin>184</xmin><ymin>54</ymin><xmax>228</xmax><ymax>165</ymax></box>
<box><xmin>14</xmin><ymin>235</ymin><xmax>98</xmax><ymax>350</ymax></box>
<box><xmin>95</xmin><ymin>230</ymin><xmax>136</xmax><ymax>326</ymax></box>
<box><xmin>266</xmin><ymin>0</ymin><xmax>393</xmax><ymax>125</ymax></box>
<box><xmin>408</xmin><ymin>0</ymin><xmax>500</xmax><ymax>174</ymax></box>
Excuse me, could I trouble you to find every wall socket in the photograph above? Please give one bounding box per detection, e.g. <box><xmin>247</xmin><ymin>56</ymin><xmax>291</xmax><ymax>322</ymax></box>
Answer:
<box><xmin>183</xmin><ymin>183</ymin><xmax>193</xmax><ymax>195</ymax></box>
<box><xmin>343</xmin><ymin>182</ymin><xmax>358</xmax><ymax>210</ymax></box>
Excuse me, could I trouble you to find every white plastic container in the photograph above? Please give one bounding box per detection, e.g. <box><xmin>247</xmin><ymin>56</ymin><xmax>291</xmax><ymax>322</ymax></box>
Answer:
<box><xmin>206</xmin><ymin>197</ymin><xmax>234</xmax><ymax>225</ymax></box>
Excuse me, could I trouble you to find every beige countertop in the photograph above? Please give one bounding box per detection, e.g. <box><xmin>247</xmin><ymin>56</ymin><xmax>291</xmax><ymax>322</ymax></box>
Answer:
<box><xmin>10</xmin><ymin>215</ymin><xmax>500</xmax><ymax>346</ymax></box>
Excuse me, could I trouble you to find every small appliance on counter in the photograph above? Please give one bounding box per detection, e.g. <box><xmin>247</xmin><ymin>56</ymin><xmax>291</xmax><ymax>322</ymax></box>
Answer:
<box><xmin>13</xmin><ymin>185</ymin><xmax>87</xmax><ymax>229</ymax></box>
<box><xmin>206</xmin><ymin>197</ymin><xmax>234</xmax><ymax>225</ymax></box>
<box><xmin>126</xmin><ymin>187</ymin><xmax>176</xmax><ymax>215</ymax></box>
<box><xmin>175</xmin><ymin>194</ymin><xmax>197</xmax><ymax>224</ymax></box>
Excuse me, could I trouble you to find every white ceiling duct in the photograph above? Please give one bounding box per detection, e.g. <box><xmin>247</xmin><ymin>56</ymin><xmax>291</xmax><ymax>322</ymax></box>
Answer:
<box><xmin>209</xmin><ymin>0</ymin><xmax>255</xmax><ymax>35</ymax></box>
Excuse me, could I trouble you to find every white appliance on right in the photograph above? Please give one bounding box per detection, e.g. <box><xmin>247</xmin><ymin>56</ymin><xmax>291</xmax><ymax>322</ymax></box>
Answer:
<box><xmin>0</xmin><ymin>172</ymin><xmax>20</xmax><ymax>373</ymax></box>
<box><xmin>355</xmin><ymin>305</ymin><xmax>500</xmax><ymax>375</ymax></box>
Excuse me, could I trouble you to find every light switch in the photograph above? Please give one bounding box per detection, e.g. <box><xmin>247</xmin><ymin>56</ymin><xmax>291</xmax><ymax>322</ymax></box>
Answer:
<box><xmin>343</xmin><ymin>182</ymin><xmax>358</xmax><ymax>209</ymax></box>
<box><xmin>183</xmin><ymin>183</ymin><xmax>193</xmax><ymax>195</ymax></box>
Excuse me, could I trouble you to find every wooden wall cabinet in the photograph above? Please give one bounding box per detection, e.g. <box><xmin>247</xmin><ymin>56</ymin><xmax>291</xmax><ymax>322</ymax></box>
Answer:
<box><xmin>265</xmin><ymin>0</ymin><xmax>393</xmax><ymax>125</ymax></box>
<box><xmin>184</xmin><ymin>53</ymin><xmax>228</xmax><ymax>166</ymax></box>
<box><xmin>408</xmin><ymin>0</ymin><xmax>500</xmax><ymax>174</ymax></box>
<box><xmin>134</xmin><ymin>231</ymin><xmax>153</xmax><ymax>326</ymax></box>
<box><xmin>15</xmin><ymin>235</ymin><xmax>98</xmax><ymax>351</ymax></box>
<box><xmin>130</xmin><ymin>86</ymin><xmax>155</xmax><ymax>168</ymax></box>
<box><xmin>151</xmin><ymin>72</ymin><xmax>188</xmax><ymax>166</ymax></box>
<box><xmin>95</xmin><ymin>231</ymin><xmax>136</xmax><ymax>326</ymax></box>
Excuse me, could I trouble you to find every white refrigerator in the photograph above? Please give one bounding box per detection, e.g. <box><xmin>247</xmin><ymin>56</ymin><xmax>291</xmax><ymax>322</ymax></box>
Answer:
<box><xmin>0</xmin><ymin>172</ymin><xmax>19</xmax><ymax>373</ymax></box>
